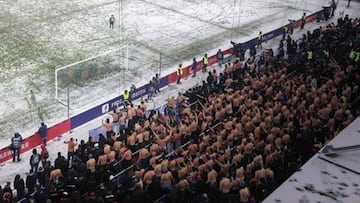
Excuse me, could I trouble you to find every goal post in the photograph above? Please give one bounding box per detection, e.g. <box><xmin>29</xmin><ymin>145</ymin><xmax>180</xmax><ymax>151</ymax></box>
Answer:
<box><xmin>54</xmin><ymin>43</ymin><xmax>165</xmax><ymax>113</ymax></box>
<box><xmin>55</xmin><ymin>45</ymin><xmax>129</xmax><ymax>105</ymax></box>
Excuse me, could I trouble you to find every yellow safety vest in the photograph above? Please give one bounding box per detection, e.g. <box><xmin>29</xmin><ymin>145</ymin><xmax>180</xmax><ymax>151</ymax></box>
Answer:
<box><xmin>123</xmin><ymin>92</ymin><xmax>129</xmax><ymax>100</ymax></box>
<box><xmin>349</xmin><ymin>50</ymin><xmax>356</xmax><ymax>60</ymax></box>
<box><xmin>284</xmin><ymin>26</ymin><xmax>288</xmax><ymax>32</ymax></box>
<box><xmin>307</xmin><ymin>51</ymin><xmax>313</xmax><ymax>59</ymax></box>
<box><xmin>177</xmin><ymin>68</ymin><xmax>183</xmax><ymax>76</ymax></box>
<box><xmin>355</xmin><ymin>52</ymin><xmax>360</xmax><ymax>62</ymax></box>
<box><xmin>323</xmin><ymin>50</ymin><xmax>329</xmax><ymax>58</ymax></box>
<box><xmin>203</xmin><ymin>56</ymin><xmax>208</xmax><ymax>65</ymax></box>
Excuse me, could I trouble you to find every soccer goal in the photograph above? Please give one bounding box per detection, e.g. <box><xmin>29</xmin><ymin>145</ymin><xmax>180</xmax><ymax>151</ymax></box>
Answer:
<box><xmin>54</xmin><ymin>44</ymin><xmax>163</xmax><ymax>111</ymax></box>
<box><xmin>55</xmin><ymin>45</ymin><xmax>129</xmax><ymax>108</ymax></box>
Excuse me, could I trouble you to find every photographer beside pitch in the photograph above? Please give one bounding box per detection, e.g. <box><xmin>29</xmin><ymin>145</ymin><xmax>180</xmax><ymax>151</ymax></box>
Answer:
<box><xmin>10</xmin><ymin>132</ymin><xmax>23</xmax><ymax>162</ymax></box>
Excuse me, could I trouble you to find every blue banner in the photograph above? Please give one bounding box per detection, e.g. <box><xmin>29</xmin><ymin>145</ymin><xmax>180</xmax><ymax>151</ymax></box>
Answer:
<box><xmin>71</xmin><ymin>95</ymin><xmax>124</xmax><ymax>129</ymax></box>
<box><xmin>131</xmin><ymin>84</ymin><xmax>148</xmax><ymax>101</ymax></box>
<box><xmin>159</xmin><ymin>75</ymin><xmax>169</xmax><ymax>89</ymax></box>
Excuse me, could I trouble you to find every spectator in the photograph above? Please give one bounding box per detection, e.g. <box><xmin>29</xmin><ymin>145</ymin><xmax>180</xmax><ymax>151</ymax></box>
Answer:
<box><xmin>40</xmin><ymin>144</ymin><xmax>49</xmax><ymax>168</ymax></box>
<box><xmin>192</xmin><ymin>58</ymin><xmax>197</xmax><ymax>77</ymax></box>
<box><xmin>217</xmin><ymin>49</ymin><xmax>224</xmax><ymax>68</ymax></box>
<box><xmin>64</xmin><ymin>137</ymin><xmax>77</xmax><ymax>161</ymax></box>
<box><xmin>54</xmin><ymin>152</ymin><xmax>67</xmax><ymax>174</ymax></box>
<box><xmin>103</xmin><ymin>118</ymin><xmax>113</xmax><ymax>139</ymax></box>
<box><xmin>11</xmin><ymin>132</ymin><xmax>22</xmax><ymax>162</ymax></box>
<box><xmin>38</xmin><ymin>122</ymin><xmax>48</xmax><ymax>146</ymax></box>
<box><xmin>0</xmin><ymin>186</ymin><xmax>3</xmax><ymax>202</ymax></box>
<box><xmin>30</xmin><ymin>148</ymin><xmax>40</xmax><ymax>175</ymax></box>
<box><xmin>250</xmin><ymin>45</ymin><xmax>256</xmax><ymax>57</ymax></box>
<box><xmin>25</xmin><ymin>172</ymin><xmax>36</xmax><ymax>194</ymax></box>
<box><xmin>2</xmin><ymin>192</ymin><xmax>12</xmax><ymax>203</ymax></box>
<box><xmin>110</xmin><ymin>109</ymin><xmax>120</xmax><ymax>135</ymax></box>
<box><xmin>130</xmin><ymin>84</ymin><xmax>136</xmax><ymax>93</ymax></box>
<box><xmin>147</xmin><ymin>79</ymin><xmax>154</xmax><ymax>102</ymax></box>
<box><xmin>13</xmin><ymin>174</ymin><xmax>25</xmax><ymax>200</ymax></box>
<box><xmin>154</xmin><ymin>73</ymin><xmax>161</xmax><ymax>93</ymax></box>
<box><xmin>2</xmin><ymin>182</ymin><xmax>12</xmax><ymax>202</ymax></box>
<box><xmin>288</xmin><ymin>19</ymin><xmax>295</xmax><ymax>34</ymax></box>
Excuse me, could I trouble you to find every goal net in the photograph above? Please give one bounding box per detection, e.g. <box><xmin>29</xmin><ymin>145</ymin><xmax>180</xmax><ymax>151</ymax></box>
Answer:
<box><xmin>55</xmin><ymin>45</ymin><xmax>161</xmax><ymax>110</ymax></box>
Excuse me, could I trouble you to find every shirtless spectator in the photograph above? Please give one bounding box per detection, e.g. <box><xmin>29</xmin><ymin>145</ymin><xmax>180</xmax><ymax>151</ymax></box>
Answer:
<box><xmin>64</xmin><ymin>137</ymin><xmax>77</xmax><ymax>161</ymax></box>
<box><xmin>86</xmin><ymin>154</ymin><xmax>96</xmax><ymax>173</ymax></box>
<box><xmin>103</xmin><ymin>118</ymin><xmax>113</xmax><ymax>139</ymax></box>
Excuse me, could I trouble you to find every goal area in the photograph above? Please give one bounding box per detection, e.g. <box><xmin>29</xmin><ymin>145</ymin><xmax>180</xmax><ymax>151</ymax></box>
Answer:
<box><xmin>55</xmin><ymin>45</ymin><xmax>160</xmax><ymax>110</ymax></box>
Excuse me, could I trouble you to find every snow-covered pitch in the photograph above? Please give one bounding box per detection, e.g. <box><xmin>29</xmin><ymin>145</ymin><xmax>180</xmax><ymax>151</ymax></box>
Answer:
<box><xmin>0</xmin><ymin>0</ymin><xmax>336</xmax><ymax>145</ymax></box>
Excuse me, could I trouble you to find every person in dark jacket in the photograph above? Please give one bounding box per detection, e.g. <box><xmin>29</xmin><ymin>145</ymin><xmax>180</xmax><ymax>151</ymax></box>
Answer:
<box><xmin>25</xmin><ymin>172</ymin><xmax>36</xmax><ymax>194</ymax></box>
<box><xmin>191</xmin><ymin>58</ymin><xmax>197</xmax><ymax>77</ymax></box>
<box><xmin>11</xmin><ymin>132</ymin><xmax>23</xmax><ymax>162</ymax></box>
<box><xmin>54</xmin><ymin>152</ymin><xmax>68</xmax><ymax>175</ymax></box>
<box><xmin>14</xmin><ymin>174</ymin><xmax>25</xmax><ymax>200</ymax></box>
<box><xmin>217</xmin><ymin>49</ymin><xmax>224</xmax><ymax>68</ymax></box>
<box><xmin>33</xmin><ymin>184</ymin><xmax>48</xmax><ymax>203</ymax></box>
<box><xmin>30</xmin><ymin>149</ymin><xmax>41</xmax><ymax>175</ymax></box>
<box><xmin>154</xmin><ymin>73</ymin><xmax>160</xmax><ymax>93</ymax></box>
<box><xmin>0</xmin><ymin>185</ymin><xmax>3</xmax><ymax>203</ymax></box>
<box><xmin>38</xmin><ymin>122</ymin><xmax>48</xmax><ymax>146</ymax></box>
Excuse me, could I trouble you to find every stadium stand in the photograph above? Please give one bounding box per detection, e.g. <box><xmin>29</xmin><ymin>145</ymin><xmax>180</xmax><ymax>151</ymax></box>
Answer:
<box><xmin>1</xmin><ymin>12</ymin><xmax>359</xmax><ymax>203</ymax></box>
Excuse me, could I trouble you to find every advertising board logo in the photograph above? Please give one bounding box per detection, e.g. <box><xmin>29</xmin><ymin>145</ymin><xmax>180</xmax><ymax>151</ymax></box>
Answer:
<box><xmin>131</xmin><ymin>88</ymin><xmax>147</xmax><ymax>100</ymax></box>
<box><xmin>102</xmin><ymin>103</ymin><xmax>109</xmax><ymax>113</ymax></box>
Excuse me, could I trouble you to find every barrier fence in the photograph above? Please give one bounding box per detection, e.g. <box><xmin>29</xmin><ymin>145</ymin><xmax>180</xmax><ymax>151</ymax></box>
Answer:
<box><xmin>0</xmin><ymin>9</ymin><xmax>324</xmax><ymax>165</ymax></box>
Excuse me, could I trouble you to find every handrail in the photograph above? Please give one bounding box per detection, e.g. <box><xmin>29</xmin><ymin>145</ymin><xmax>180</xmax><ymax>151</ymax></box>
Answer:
<box><xmin>154</xmin><ymin>194</ymin><xmax>167</xmax><ymax>203</ymax></box>
<box><xmin>111</xmin><ymin>164</ymin><xmax>135</xmax><ymax>181</ymax></box>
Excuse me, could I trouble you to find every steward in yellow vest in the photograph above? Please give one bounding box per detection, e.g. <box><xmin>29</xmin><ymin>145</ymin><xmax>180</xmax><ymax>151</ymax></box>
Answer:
<box><xmin>177</xmin><ymin>64</ymin><xmax>183</xmax><ymax>84</ymax></box>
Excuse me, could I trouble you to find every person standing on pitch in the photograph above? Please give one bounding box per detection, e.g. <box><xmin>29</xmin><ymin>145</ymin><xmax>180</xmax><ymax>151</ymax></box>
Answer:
<box><xmin>38</xmin><ymin>122</ymin><xmax>48</xmax><ymax>146</ymax></box>
<box><xmin>109</xmin><ymin>14</ymin><xmax>115</xmax><ymax>29</ymax></box>
<box><xmin>11</xmin><ymin>132</ymin><xmax>23</xmax><ymax>162</ymax></box>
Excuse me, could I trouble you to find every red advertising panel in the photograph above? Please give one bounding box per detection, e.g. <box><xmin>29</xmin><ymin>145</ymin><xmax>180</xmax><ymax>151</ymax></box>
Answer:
<box><xmin>0</xmin><ymin>119</ymin><xmax>70</xmax><ymax>164</ymax></box>
<box><xmin>47</xmin><ymin>119</ymin><xmax>71</xmax><ymax>140</ymax></box>
<box><xmin>182</xmin><ymin>66</ymin><xmax>191</xmax><ymax>78</ymax></box>
<box><xmin>168</xmin><ymin>72</ymin><xmax>178</xmax><ymax>84</ymax></box>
